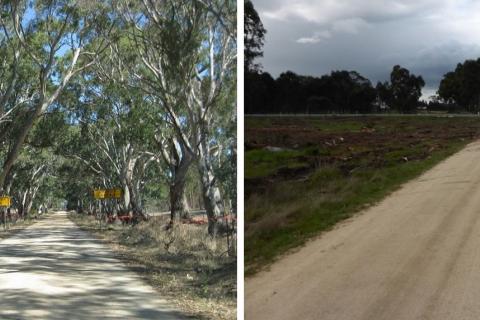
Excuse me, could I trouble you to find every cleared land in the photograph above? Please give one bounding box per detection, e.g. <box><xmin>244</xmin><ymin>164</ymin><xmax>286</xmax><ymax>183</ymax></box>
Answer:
<box><xmin>247</xmin><ymin>139</ymin><xmax>480</xmax><ymax>320</ymax></box>
<box><xmin>245</xmin><ymin>116</ymin><xmax>480</xmax><ymax>273</ymax></box>
<box><xmin>0</xmin><ymin>212</ymin><xmax>187</xmax><ymax>319</ymax></box>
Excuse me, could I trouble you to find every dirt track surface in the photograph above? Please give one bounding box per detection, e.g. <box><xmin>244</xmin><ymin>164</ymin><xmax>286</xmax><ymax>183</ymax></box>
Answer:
<box><xmin>246</xmin><ymin>140</ymin><xmax>480</xmax><ymax>320</ymax></box>
<box><xmin>0</xmin><ymin>212</ymin><xmax>187</xmax><ymax>319</ymax></box>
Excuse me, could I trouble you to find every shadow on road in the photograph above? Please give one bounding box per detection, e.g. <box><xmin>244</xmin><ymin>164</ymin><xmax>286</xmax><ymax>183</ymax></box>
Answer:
<box><xmin>0</xmin><ymin>213</ymin><xmax>191</xmax><ymax>319</ymax></box>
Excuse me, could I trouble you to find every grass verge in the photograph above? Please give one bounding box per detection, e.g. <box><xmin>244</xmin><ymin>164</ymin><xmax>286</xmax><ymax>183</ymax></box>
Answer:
<box><xmin>0</xmin><ymin>213</ymin><xmax>49</xmax><ymax>240</ymax></box>
<box><xmin>68</xmin><ymin>213</ymin><xmax>236</xmax><ymax>320</ymax></box>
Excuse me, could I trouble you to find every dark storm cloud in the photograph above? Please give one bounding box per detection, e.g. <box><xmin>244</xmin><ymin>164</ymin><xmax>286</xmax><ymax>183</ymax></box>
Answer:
<box><xmin>252</xmin><ymin>0</ymin><xmax>480</xmax><ymax>98</ymax></box>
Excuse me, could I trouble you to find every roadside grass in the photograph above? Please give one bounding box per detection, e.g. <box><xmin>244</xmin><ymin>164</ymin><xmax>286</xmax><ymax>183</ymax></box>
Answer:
<box><xmin>246</xmin><ymin>116</ymin><xmax>365</xmax><ymax>133</ymax></box>
<box><xmin>0</xmin><ymin>212</ymin><xmax>50</xmax><ymax>240</ymax></box>
<box><xmin>245</xmin><ymin>149</ymin><xmax>310</xmax><ymax>178</ymax></box>
<box><xmin>245</xmin><ymin>116</ymin><xmax>480</xmax><ymax>275</ymax></box>
<box><xmin>246</xmin><ymin>115</ymin><xmax>473</xmax><ymax>135</ymax></box>
<box><xmin>68</xmin><ymin>213</ymin><xmax>236</xmax><ymax>320</ymax></box>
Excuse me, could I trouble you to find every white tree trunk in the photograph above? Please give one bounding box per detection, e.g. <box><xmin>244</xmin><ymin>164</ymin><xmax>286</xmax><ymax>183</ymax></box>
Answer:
<box><xmin>197</xmin><ymin>152</ymin><xmax>224</xmax><ymax>236</ymax></box>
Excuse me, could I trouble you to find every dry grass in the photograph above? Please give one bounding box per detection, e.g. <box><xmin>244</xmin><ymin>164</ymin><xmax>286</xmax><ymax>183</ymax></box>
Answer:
<box><xmin>69</xmin><ymin>213</ymin><xmax>236</xmax><ymax>320</ymax></box>
<box><xmin>0</xmin><ymin>213</ymin><xmax>49</xmax><ymax>240</ymax></box>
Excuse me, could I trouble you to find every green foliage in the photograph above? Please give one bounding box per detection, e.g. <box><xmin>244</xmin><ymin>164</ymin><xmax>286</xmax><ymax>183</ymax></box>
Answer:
<box><xmin>438</xmin><ymin>58</ymin><xmax>480</xmax><ymax>112</ymax></box>
<box><xmin>389</xmin><ymin>65</ymin><xmax>425</xmax><ymax>113</ymax></box>
<box><xmin>245</xmin><ymin>0</ymin><xmax>266</xmax><ymax>72</ymax></box>
<box><xmin>245</xmin><ymin>149</ymin><xmax>309</xmax><ymax>178</ymax></box>
<box><xmin>376</xmin><ymin>65</ymin><xmax>425</xmax><ymax>113</ymax></box>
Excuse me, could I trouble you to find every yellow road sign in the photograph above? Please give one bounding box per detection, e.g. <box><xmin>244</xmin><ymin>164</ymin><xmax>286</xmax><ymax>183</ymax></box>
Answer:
<box><xmin>0</xmin><ymin>196</ymin><xmax>11</xmax><ymax>207</ymax></box>
<box><xmin>93</xmin><ymin>189</ymin><xmax>106</xmax><ymax>199</ymax></box>
<box><xmin>94</xmin><ymin>188</ymin><xmax>122</xmax><ymax>199</ymax></box>
<box><xmin>113</xmin><ymin>188</ymin><xmax>122</xmax><ymax>198</ymax></box>
<box><xmin>106</xmin><ymin>189</ymin><xmax>114</xmax><ymax>198</ymax></box>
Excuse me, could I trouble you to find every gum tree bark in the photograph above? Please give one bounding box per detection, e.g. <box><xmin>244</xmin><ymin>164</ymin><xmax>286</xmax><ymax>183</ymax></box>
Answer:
<box><xmin>65</xmin><ymin>115</ymin><xmax>151</xmax><ymax>220</ymax></box>
<box><xmin>197</xmin><ymin>137</ymin><xmax>224</xmax><ymax>235</ymax></box>
<box><xmin>157</xmin><ymin>136</ymin><xmax>194</xmax><ymax>225</ymax></box>
<box><xmin>12</xmin><ymin>163</ymin><xmax>46</xmax><ymax>218</ymax></box>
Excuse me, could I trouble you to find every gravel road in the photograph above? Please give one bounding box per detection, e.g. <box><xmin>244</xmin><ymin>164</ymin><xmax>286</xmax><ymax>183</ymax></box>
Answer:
<box><xmin>0</xmin><ymin>212</ymin><xmax>188</xmax><ymax>319</ymax></box>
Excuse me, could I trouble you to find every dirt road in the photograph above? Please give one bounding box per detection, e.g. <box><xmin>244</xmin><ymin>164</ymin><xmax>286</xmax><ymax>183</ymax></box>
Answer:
<box><xmin>0</xmin><ymin>212</ymin><xmax>187</xmax><ymax>319</ymax></box>
<box><xmin>246</xmin><ymin>140</ymin><xmax>480</xmax><ymax>320</ymax></box>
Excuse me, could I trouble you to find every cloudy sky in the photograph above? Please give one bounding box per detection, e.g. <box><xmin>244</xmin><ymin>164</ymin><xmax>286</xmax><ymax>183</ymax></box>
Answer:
<box><xmin>252</xmin><ymin>0</ymin><xmax>480</xmax><ymax>99</ymax></box>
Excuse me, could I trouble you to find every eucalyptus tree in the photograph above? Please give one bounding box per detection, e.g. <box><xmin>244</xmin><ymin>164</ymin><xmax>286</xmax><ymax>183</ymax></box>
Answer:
<box><xmin>6</xmin><ymin>104</ymin><xmax>68</xmax><ymax>216</ymax></box>
<box><xmin>0</xmin><ymin>8</ymin><xmax>24</xmax><ymax>125</ymax></box>
<box><xmin>438</xmin><ymin>58</ymin><xmax>480</xmax><ymax>112</ymax></box>
<box><xmin>59</xmin><ymin>76</ymin><xmax>157</xmax><ymax>218</ymax></box>
<box><xmin>245</xmin><ymin>0</ymin><xmax>266</xmax><ymax>72</ymax></box>
<box><xmin>80</xmin><ymin>109</ymin><xmax>154</xmax><ymax>218</ymax></box>
<box><xmin>0</xmin><ymin>36</ymin><xmax>24</xmax><ymax>125</ymax></box>
<box><xmin>113</xmin><ymin>0</ymin><xmax>236</xmax><ymax>235</ymax></box>
<box><xmin>211</xmin><ymin>103</ymin><xmax>236</xmax><ymax>209</ymax></box>
<box><xmin>388</xmin><ymin>65</ymin><xmax>425</xmax><ymax>113</ymax></box>
<box><xmin>0</xmin><ymin>0</ymin><xmax>113</xmax><ymax>191</ymax></box>
<box><xmin>151</xmin><ymin>123</ymin><xmax>194</xmax><ymax>223</ymax></box>
<box><xmin>0</xmin><ymin>10</ymin><xmax>37</xmax><ymax>166</ymax></box>
<box><xmin>55</xmin><ymin>155</ymin><xmax>97</xmax><ymax>212</ymax></box>
<box><xmin>9</xmin><ymin>145</ymin><xmax>56</xmax><ymax>217</ymax></box>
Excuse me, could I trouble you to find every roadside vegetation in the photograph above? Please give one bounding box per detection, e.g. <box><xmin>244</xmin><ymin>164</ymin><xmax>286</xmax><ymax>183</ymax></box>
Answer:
<box><xmin>69</xmin><ymin>212</ymin><xmax>236</xmax><ymax>320</ymax></box>
<box><xmin>245</xmin><ymin>116</ymin><xmax>480</xmax><ymax>274</ymax></box>
<box><xmin>0</xmin><ymin>210</ymin><xmax>50</xmax><ymax>240</ymax></box>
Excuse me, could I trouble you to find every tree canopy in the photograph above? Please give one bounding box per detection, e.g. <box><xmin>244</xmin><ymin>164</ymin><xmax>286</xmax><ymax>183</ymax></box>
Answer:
<box><xmin>244</xmin><ymin>0</ymin><xmax>266</xmax><ymax>73</ymax></box>
<box><xmin>0</xmin><ymin>0</ymin><xmax>236</xmax><ymax>236</ymax></box>
<box><xmin>438</xmin><ymin>58</ymin><xmax>480</xmax><ymax>112</ymax></box>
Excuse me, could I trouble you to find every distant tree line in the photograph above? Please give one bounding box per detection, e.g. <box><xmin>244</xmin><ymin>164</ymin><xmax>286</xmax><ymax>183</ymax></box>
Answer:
<box><xmin>438</xmin><ymin>58</ymin><xmax>480</xmax><ymax>113</ymax></box>
<box><xmin>245</xmin><ymin>0</ymin><xmax>480</xmax><ymax>114</ymax></box>
<box><xmin>246</xmin><ymin>67</ymin><xmax>426</xmax><ymax>114</ymax></box>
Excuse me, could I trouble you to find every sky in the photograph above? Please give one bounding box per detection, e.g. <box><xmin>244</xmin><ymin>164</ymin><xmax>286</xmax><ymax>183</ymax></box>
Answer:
<box><xmin>252</xmin><ymin>0</ymin><xmax>480</xmax><ymax>99</ymax></box>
